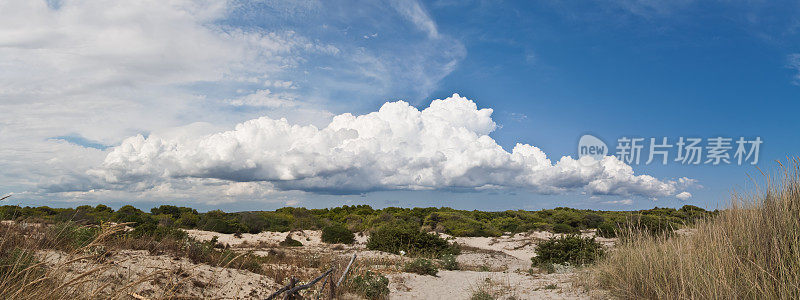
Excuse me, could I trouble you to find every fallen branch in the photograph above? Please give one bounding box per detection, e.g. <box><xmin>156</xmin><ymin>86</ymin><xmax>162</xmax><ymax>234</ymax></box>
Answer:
<box><xmin>337</xmin><ymin>253</ymin><xmax>357</xmax><ymax>287</ymax></box>
<box><xmin>266</xmin><ymin>277</ymin><xmax>296</xmax><ymax>300</ymax></box>
<box><xmin>283</xmin><ymin>268</ymin><xmax>334</xmax><ymax>300</ymax></box>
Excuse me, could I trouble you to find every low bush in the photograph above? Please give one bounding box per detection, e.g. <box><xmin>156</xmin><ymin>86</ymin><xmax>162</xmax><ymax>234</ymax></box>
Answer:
<box><xmin>403</xmin><ymin>258</ymin><xmax>438</xmax><ymax>276</ymax></box>
<box><xmin>470</xmin><ymin>290</ymin><xmax>494</xmax><ymax>300</ymax></box>
<box><xmin>130</xmin><ymin>222</ymin><xmax>187</xmax><ymax>240</ymax></box>
<box><xmin>366</xmin><ymin>225</ymin><xmax>458</xmax><ymax>257</ymax></box>
<box><xmin>279</xmin><ymin>235</ymin><xmax>303</xmax><ymax>247</ymax></box>
<box><xmin>532</xmin><ymin>235</ymin><xmax>603</xmax><ymax>269</ymax></box>
<box><xmin>349</xmin><ymin>271</ymin><xmax>390</xmax><ymax>299</ymax></box>
<box><xmin>552</xmin><ymin>223</ymin><xmax>579</xmax><ymax>234</ymax></box>
<box><xmin>582</xmin><ymin>214</ymin><xmax>604</xmax><ymax>228</ymax></box>
<box><xmin>439</xmin><ymin>253</ymin><xmax>459</xmax><ymax>270</ymax></box>
<box><xmin>321</xmin><ymin>224</ymin><xmax>355</xmax><ymax>244</ymax></box>
<box><xmin>596</xmin><ymin>222</ymin><xmax>617</xmax><ymax>238</ymax></box>
<box><xmin>47</xmin><ymin>222</ymin><xmax>100</xmax><ymax>249</ymax></box>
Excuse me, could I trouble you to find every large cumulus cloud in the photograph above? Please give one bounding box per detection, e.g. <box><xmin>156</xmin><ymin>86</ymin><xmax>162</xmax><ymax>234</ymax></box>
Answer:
<box><xmin>90</xmin><ymin>94</ymin><xmax>686</xmax><ymax>197</ymax></box>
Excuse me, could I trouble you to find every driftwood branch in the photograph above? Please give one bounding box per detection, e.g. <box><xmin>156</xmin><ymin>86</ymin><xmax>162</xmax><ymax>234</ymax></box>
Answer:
<box><xmin>316</xmin><ymin>272</ymin><xmax>330</xmax><ymax>300</ymax></box>
<box><xmin>267</xmin><ymin>277</ymin><xmax>296</xmax><ymax>300</ymax></box>
<box><xmin>337</xmin><ymin>253</ymin><xmax>357</xmax><ymax>287</ymax></box>
<box><xmin>283</xmin><ymin>268</ymin><xmax>334</xmax><ymax>300</ymax></box>
<box><xmin>268</xmin><ymin>252</ymin><xmax>358</xmax><ymax>300</ymax></box>
<box><xmin>0</xmin><ymin>194</ymin><xmax>11</xmax><ymax>201</ymax></box>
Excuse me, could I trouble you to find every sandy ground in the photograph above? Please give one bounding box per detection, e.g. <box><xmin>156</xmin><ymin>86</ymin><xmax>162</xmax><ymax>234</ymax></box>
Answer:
<box><xmin>181</xmin><ymin>229</ymin><xmax>612</xmax><ymax>299</ymax></box>
<box><xmin>382</xmin><ymin>231</ymin><xmax>614</xmax><ymax>299</ymax></box>
<box><xmin>184</xmin><ymin>229</ymin><xmax>370</xmax><ymax>250</ymax></box>
<box><xmin>28</xmin><ymin>227</ymin><xmax>610</xmax><ymax>299</ymax></box>
<box><xmin>448</xmin><ymin>230</ymin><xmax>616</xmax><ymax>262</ymax></box>
<box><xmin>389</xmin><ymin>271</ymin><xmax>586</xmax><ymax>299</ymax></box>
<box><xmin>6</xmin><ymin>219</ymin><xmax>615</xmax><ymax>299</ymax></box>
<box><xmin>37</xmin><ymin>249</ymin><xmax>281</xmax><ymax>299</ymax></box>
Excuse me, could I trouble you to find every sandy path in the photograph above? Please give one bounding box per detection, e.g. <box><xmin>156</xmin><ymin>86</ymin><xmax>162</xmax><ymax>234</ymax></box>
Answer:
<box><xmin>389</xmin><ymin>270</ymin><xmax>588</xmax><ymax>299</ymax></box>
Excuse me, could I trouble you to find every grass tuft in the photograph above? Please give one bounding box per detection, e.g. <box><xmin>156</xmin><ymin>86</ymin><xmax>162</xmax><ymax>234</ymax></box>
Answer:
<box><xmin>587</xmin><ymin>160</ymin><xmax>800</xmax><ymax>299</ymax></box>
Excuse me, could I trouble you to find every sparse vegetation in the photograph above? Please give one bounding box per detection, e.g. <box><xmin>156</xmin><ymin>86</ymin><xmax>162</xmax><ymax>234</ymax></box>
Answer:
<box><xmin>470</xmin><ymin>290</ymin><xmax>494</xmax><ymax>300</ymax></box>
<box><xmin>468</xmin><ymin>277</ymin><xmax>518</xmax><ymax>300</ymax></box>
<box><xmin>278</xmin><ymin>235</ymin><xmax>303</xmax><ymax>247</ymax></box>
<box><xmin>0</xmin><ymin>189</ymin><xmax>736</xmax><ymax>298</ymax></box>
<box><xmin>403</xmin><ymin>258</ymin><xmax>438</xmax><ymax>276</ymax></box>
<box><xmin>348</xmin><ymin>270</ymin><xmax>390</xmax><ymax>299</ymax></box>
<box><xmin>0</xmin><ymin>217</ymin><xmax>291</xmax><ymax>298</ymax></box>
<box><xmin>439</xmin><ymin>253</ymin><xmax>459</xmax><ymax>270</ymax></box>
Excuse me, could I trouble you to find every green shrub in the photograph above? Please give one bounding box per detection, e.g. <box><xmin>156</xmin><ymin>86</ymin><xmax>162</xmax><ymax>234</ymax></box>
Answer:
<box><xmin>532</xmin><ymin>235</ymin><xmax>604</xmax><ymax>268</ymax></box>
<box><xmin>349</xmin><ymin>271</ymin><xmax>389</xmax><ymax>299</ymax></box>
<box><xmin>322</xmin><ymin>224</ymin><xmax>355</xmax><ymax>244</ymax></box>
<box><xmin>114</xmin><ymin>205</ymin><xmax>147</xmax><ymax>224</ymax></box>
<box><xmin>596</xmin><ymin>222</ymin><xmax>617</xmax><ymax>238</ymax></box>
<box><xmin>198</xmin><ymin>210</ymin><xmax>246</xmax><ymax>234</ymax></box>
<box><xmin>175</xmin><ymin>211</ymin><xmax>200</xmax><ymax>228</ymax></box>
<box><xmin>130</xmin><ymin>223</ymin><xmax>187</xmax><ymax>240</ymax></box>
<box><xmin>537</xmin><ymin>262</ymin><xmax>556</xmax><ymax>274</ymax></box>
<box><xmin>279</xmin><ymin>235</ymin><xmax>303</xmax><ymax>247</ymax></box>
<box><xmin>532</xmin><ymin>222</ymin><xmax>552</xmax><ymax>231</ymax></box>
<box><xmin>630</xmin><ymin>214</ymin><xmax>675</xmax><ymax>236</ymax></box>
<box><xmin>439</xmin><ymin>253</ymin><xmax>459</xmax><ymax>270</ymax></box>
<box><xmin>582</xmin><ymin>214</ymin><xmax>604</xmax><ymax>228</ymax></box>
<box><xmin>424</xmin><ymin>212</ymin><xmax>501</xmax><ymax>237</ymax></box>
<box><xmin>48</xmin><ymin>222</ymin><xmax>100</xmax><ymax>249</ymax></box>
<box><xmin>403</xmin><ymin>258</ymin><xmax>438</xmax><ymax>276</ymax></box>
<box><xmin>366</xmin><ymin>225</ymin><xmax>458</xmax><ymax>257</ymax></box>
<box><xmin>552</xmin><ymin>223</ymin><xmax>578</xmax><ymax>234</ymax></box>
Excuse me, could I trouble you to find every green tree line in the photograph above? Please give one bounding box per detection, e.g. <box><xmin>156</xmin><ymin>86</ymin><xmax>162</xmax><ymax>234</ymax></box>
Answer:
<box><xmin>0</xmin><ymin>204</ymin><xmax>714</xmax><ymax>238</ymax></box>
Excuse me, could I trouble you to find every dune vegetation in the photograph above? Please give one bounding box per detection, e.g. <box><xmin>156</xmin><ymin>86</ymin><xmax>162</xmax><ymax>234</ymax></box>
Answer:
<box><xmin>11</xmin><ymin>165</ymin><xmax>800</xmax><ymax>299</ymax></box>
<box><xmin>587</xmin><ymin>161</ymin><xmax>800</xmax><ymax>299</ymax></box>
<box><xmin>0</xmin><ymin>203</ymin><xmax>712</xmax><ymax>239</ymax></box>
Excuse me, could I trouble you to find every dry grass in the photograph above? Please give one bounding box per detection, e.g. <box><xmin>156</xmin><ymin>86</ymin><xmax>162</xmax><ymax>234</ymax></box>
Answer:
<box><xmin>0</xmin><ymin>222</ymin><xmax>136</xmax><ymax>299</ymax></box>
<box><xmin>0</xmin><ymin>220</ymin><xmax>282</xmax><ymax>299</ymax></box>
<box><xmin>586</xmin><ymin>160</ymin><xmax>800</xmax><ymax>299</ymax></box>
<box><xmin>467</xmin><ymin>276</ymin><xmax>520</xmax><ymax>300</ymax></box>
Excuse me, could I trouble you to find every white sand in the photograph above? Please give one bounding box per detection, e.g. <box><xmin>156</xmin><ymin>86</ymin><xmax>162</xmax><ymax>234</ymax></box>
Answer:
<box><xmin>180</xmin><ymin>228</ymin><xmax>615</xmax><ymax>299</ymax></box>
<box><xmin>37</xmin><ymin>249</ymin><xmax>281</xmax><ymax>299</ymax></box>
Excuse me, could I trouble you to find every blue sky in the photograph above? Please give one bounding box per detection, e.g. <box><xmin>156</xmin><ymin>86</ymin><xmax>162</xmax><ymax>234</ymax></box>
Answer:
<box><xmin>1</xmin><ymin>0</ymin><xmax>798</xmax><ymax>212</ymax></box>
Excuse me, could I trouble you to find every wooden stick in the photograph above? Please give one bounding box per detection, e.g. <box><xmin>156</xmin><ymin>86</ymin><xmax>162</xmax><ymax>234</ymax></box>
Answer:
<box><xmin>336</xmin><ymin>253</ymin><xmax>357</xmax><ymax>287</ymax></box>
<box><xmin>284</xmin><ymin>268</ymin><xmax>334</xmax><ymax>299</ymax></box>
<box><xmin>316</xmin><ymin>269</ymin><xmax>331</xmax><ymax>300</ymax></box>
<box><xmin>329</xmin><ymin>280</ymin><xmax>336</xmax><ymax>300</ymax></box>
<box><xmin>267</xmin><ymin>277</ymin><xmax>296</xmax><ymax>300</ymax></box>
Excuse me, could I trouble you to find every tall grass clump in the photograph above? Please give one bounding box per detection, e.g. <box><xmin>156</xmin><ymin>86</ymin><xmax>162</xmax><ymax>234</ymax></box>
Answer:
<box><xmin>590</xmin><ymin>161</ymin><xmax>800</xmax><ymax>299</ymax></box>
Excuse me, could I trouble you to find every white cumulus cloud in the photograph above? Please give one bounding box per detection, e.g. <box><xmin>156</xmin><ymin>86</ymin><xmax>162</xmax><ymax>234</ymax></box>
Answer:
<box><xmin>90</xmin><ymin>94</ymin><xmax>689</xmax><ymax>197</ymax></box>
<box><xmin>676</xmin><ymin>191</ymin><xmax>692</xmax><ymax>200</ymax></box>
